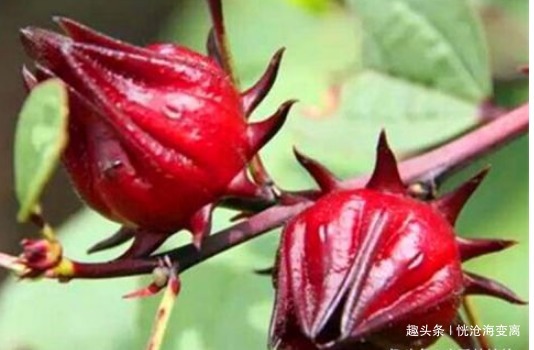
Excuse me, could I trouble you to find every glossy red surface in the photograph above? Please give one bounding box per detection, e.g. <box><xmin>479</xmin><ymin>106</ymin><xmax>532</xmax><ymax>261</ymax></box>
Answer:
<box><xmin>271</xmin><ymin>188</ymin><xmax>463</xmax><ymax>349</ymax></box>
<box><xmin>21</xmin><ymin>22</ymin><xmax>253</xmax><ymax>233</ymax></box>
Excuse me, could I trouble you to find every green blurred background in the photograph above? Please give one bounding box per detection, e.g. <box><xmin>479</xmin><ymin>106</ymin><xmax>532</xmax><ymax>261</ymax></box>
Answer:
<box><xmin>0</xmin><ymin>0</ymin><xmax>528</xmax><ymax>349</ymax></box>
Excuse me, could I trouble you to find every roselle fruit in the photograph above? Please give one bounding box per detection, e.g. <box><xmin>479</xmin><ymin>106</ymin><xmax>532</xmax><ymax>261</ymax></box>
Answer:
<box><xmin>20</xmin><ymin>18</ymin><xmax>292</xmax><ymax>250</ymax></box>
<box><xmin>270</xmin><ymin>133</ymin><xmax>524</xmax><ymax>350</ymax></box>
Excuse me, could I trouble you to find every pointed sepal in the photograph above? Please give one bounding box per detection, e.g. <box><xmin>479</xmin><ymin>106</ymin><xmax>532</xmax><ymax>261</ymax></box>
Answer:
<box><xmin>53</xmin><ymin>16</ymin><xmax>147</xmax><ymax>55</ymax></box>
<box><xmin>433</xmin><ymin>168</ymin><xmax>489</xmax><ymax>225</ymax></box>
<box><xmin>241</xmin><ymin>48</ymin><xmax>285</xmax><ymax>117</ymax></box>
<box><xmin>366</xmin><ymin>131</ymin><xmax>405</xmax><ymax>193</ymax></box>
<box><xmin>33</xmin><ymin>63</ymin><xmax>57</xmax><ymax>81</ymax></box>
<box><xmin>463</xmin><ymin>271</ymin><xmax>526</xmax><ymax>304</ymax></box>
<box><xmin>189</xmin><ymin>203</ymin><xmax>214</xmax><ymax>249</ymax></box>
<box><xmin>226</xmin><ymin>170</ymin><xmax>264</xmax><ymax>198</ymax></box>
<box><xmin>22</xmin><ymin>65</ymin><xmax>38</xmax><ymax>91</ymax></box>
<box><xmin>247</xmin><ymin>100</ymin><xmax>296</xmax><ymax>155</ymax></box>
<box><xmin>229</xmin><ymin>210</ymin><xmax>253</xmax><ymax>223</ymax></box>
<box><xmin>118</xmin><ymin>229</ymin><xmax>170</xmax><ymax>260</ymax></box>
<box><xmin>123</xmin><ymin>282</ymin><xmax>164</xmax><ymax>299</ymax></box>
<box><xmin>456</xmin><ymin>236</ymin><xmax>516</xmax><ymax>262</ymax></box>
<box><xmin>87</xmin><ymin>227</ymin><xmax>135</xmax><ymax>254</ymax></box>
<box><xmin>205</xmin><ymin>28</ymin><xmax>224</xmax><ymax>68</ymax></box>
<box><xmin>254</xmin><ymin>266</ymin><xmax>275</xmax><ymax>276</ymax></box>
<box><xmin>293</xmin><ymin>148</ymin><xmax>340</xmax><ymax>193</ymax></box>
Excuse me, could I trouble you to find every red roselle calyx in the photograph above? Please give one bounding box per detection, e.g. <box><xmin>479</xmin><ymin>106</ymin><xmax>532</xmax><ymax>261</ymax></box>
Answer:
<box><xmin>270</xmin><ymin>133</ymin><xmax>525</xmax><ymax>350</ymax></box>
<box><xmin>20</xmin><ymin>18</ymin><xmax>293</xmax><ymax>251</ymax></box>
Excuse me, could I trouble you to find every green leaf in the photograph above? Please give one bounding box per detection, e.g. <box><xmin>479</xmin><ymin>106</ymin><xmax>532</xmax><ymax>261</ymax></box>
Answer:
<box><xmin>14</xmin><ymin>79</ymin><xmax>69</xmax><ymax>222</ymax></box>
<box><xmin>473</xmin><ymin>0</ymin><xmax>528</xmax><ymax>79</ymax></box>
<box><xmin>292</xmin><ymin>71</ymin><xmax>478</xmax><ymax>176</ymax></box>
<box><xmin>475</xmin><ymin>0</ymin><xmax>529</xmax><ymax>20</ymax></box>
<box><xmin>293</xmin><ymin>0</ymin><xmax>493</xmax><ymax>177</ymax></box>
<box><xmin>349</xmin><ymin>0</ymin><xmax>491</xmax><ymax>102</ymax></box>
<box><xmin>160</xmin><ymin>0</ymin><xmax>358</xmax><ymax>188</ymax></box>
<box><xmin>164</xmin><ymin>0</ymin><xmax>491</xmax><ymax>183</ymax></box>
<box><xmin>286</xmin><ymin>0</ymin><xmax>335</xmax><ymax>13</ymax></box>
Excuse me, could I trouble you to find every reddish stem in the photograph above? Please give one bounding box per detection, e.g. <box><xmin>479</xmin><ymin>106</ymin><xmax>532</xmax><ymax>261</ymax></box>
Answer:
<box><xmin>33</xmin><ymin>103</ymin><xmax>531</xmax><ymax>280</ymax></box>
<box><xmin>162</xmin><ymin>202</ymin><xmax>310</xmax><ymax>271</ymax></box>
<box><xmin>71</xmin><ymin>258</ymin><xmax>157</xmax><ymax>279</ymax></box>
<box><xmin>344</xmin><ymin>103</ymin><xmax>529</xmax><ymax>188</ymax></box>
<box><xmin>206</xmin><ymin>0</ymin><xmax>275</xmax><ymax>189</ymax></box>
<box><xmin>206</xmin><ymin>0</ymin><xmax>236</xmax><ymax>84</ymax></box>
<box><xmin>68</xmin><ymin>202</ymin><xmax>310</xmax><ymax>278</ymax></box>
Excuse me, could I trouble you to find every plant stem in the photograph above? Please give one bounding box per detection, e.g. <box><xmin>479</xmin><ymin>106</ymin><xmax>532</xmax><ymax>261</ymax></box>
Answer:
<box><xmin>343</xmin><ymin>103</ymin><xmax>529</xmax><ymax>188</ymax></box>
<box><xmin>463</xmin><ymin>296</ymin><xmax>492</xmax><ymax>349</ymax></box>
<box><xmin>162</xmin><ymin>202</ymin><xmax>310</xmax><ymax>272</ymax></box>
<box><xmin>206</xmin><ymin>0</ymin><xmax>237</xmax><ymax>85</ymax></box>
<box><xmin>400</xmin><ymin>103</ymin><xmax>529</xmax><ymax>183</ymax></box>
<box><xmin>249</xmin><ymin>156</ymin><xmax>276</xmax><ymax>189</ymax></box>
<box><xmin>65</xmin><ymin>202</ymin><xmax>310</xmax><ymax>279</ymax></box>
<box><xmin>206</xmin><ymin>0</ymin><xmax>276</xmax><ymax>189</ymax></box>
<box><xmin>17</xmin><ymin>103</ymin><xmax>530</xmax><ymax>280</ymax></box>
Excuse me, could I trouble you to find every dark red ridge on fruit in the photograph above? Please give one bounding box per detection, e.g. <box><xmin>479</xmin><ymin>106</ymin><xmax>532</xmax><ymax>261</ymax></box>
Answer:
<box><xmin>270</xmin><ymin>132</ymin><xmax>525</xmax><ymax>350</ymax></box>
<box><xmin>20</xmin><ymin>18</ymin><xmax>294</xmax><ymax>255</ymax></box>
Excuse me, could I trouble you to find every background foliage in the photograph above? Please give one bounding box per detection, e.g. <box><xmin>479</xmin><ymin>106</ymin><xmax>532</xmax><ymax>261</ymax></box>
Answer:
<box><xmin>0</xmin><ymin>0</ymin><xmax>528</xmax><ymax>349</ymax></box>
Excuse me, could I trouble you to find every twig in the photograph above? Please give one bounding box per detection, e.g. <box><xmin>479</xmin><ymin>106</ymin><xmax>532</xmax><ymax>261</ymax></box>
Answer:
<box><xmin>462</xmin><ymin>296</ymin><xmax>491</xmax><ymax>349</ymax></box>
<box><xmin>3</xmin><ymin>104</ymin><xmax>528</xmax><ymax>281</ymax></box>
<box><xmin>58</xmin><ymin>202</ymin><xmax>310</xmax><ymax>279</ymax></box>
<box><xmin>206</xmin><ymin>0</ymin><xmax>277</xmax><ymax>189</ymax></box>
<box><xmin>206</xmin><ymin>0</ymin><xmax>236</xmax><ymax>84</ymax></box>
<box><xmin>343</xmin><ymin>103</ymin><xmax>529</xmax><ymax>188</ymax></box>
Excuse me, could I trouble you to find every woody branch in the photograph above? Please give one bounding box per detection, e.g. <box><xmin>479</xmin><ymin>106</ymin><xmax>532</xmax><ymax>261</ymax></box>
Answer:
<box><xmin>39</xmin><ymin>102</ymin><xmax>528</xmax><ymax>280</ymax></box>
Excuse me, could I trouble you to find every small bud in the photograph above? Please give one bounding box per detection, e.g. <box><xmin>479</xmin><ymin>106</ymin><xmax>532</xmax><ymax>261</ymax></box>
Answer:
<box><xmin>20</xmin><ymin>238</ymin><xmax>62</xmax><ymax>272</ymax></box>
